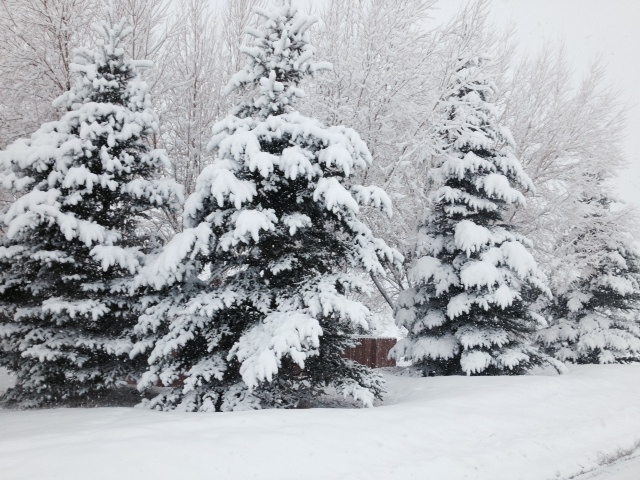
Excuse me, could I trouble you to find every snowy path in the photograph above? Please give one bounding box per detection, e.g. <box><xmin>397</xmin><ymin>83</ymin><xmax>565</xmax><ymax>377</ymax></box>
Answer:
<box><xmin>571</xmin><ymin>454</ymin><xmax>640</xmax><ymax>480</ymax></box>
<box><xmin>1</xmin><ymin>365</ymin><xmax>640</xmax><ymax>480</ymax></box>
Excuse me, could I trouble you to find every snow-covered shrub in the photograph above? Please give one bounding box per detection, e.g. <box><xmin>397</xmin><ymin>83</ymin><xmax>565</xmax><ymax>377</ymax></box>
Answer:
<box><xmin>392</xmin><ymin>55</ymin><xmax>552</xmax><ymax>375</ymax></box>
<box><xmin>134</xmin><ymin>4</ymin><xmax>401</xmax><ymax>411</ymax></box>
<box><xmin>0</xmin><ymin>14</ymin><xmax>182</xmax><ymax>407</ymax></box>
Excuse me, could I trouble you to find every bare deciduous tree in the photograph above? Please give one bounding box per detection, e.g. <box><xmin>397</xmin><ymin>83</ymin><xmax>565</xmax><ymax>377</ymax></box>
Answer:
<box><xmin>502</xmin><ymin>46</ymin><xmax>631</xmax><ymax>293</ymax></box>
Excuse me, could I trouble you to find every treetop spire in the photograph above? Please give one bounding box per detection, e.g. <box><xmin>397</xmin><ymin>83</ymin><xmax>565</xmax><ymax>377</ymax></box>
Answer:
<box><xmin>56</xmin><ymin>12</ymin><xmax>152</xmax><ymax>111</ymax></box>
<box><xmin>224</xmin><ymin>3</ymin><xmax>331</xmax><ymax>118</ymax></box>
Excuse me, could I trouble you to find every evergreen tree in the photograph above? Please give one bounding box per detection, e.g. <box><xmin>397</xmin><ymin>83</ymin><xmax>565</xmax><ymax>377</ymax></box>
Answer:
<box><xmin>538</xmin><ymin>194</ymin><xmax>640</xmax><ymax>363</ymax></box>
<box><xmin>0</xmin><ymin>15</ymin><xmax>182</xmax><ymax>407</ymax></box>
<box><xmin>392</xmin><ymin>55</ymin><xmax>550</xmax><ymax>375</ymax></box>
<box><xmin>134</xmin><ymin>4</ymin><xmax>401</xmax><ymax>411</ymax></box>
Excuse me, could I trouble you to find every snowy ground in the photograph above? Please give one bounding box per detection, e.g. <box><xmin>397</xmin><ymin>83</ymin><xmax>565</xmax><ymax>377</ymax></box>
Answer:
<box><xmin>1</xmin><ymin>365</ymin><xmax>640</xmax><ymax>480</ymax></box>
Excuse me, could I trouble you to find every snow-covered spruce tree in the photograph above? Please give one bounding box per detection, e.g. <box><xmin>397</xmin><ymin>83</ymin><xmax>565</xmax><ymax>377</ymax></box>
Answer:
<box><xmin>0</xmin><ymin>15</ymin><xmax>182</xmax><ymax>407</ymax></box>
<box><xmin>391</xmin><ymin>55</ymin><xmax>551</xmax><ymax>376</ymax></box>
<box><xmin>133</xmin><ymin>4</ymin><xmax>401</xmax><ymax>411</ymax></box>
<box><xmin>538</xmin><ymin>194</ymin><xmax>640</xmax><ymax>364</ymax></box>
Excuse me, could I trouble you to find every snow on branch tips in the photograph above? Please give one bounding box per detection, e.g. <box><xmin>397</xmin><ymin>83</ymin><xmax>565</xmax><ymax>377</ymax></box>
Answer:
<box><xmin>0</xmin><ymin>10</ymin><xmax>182</xmax><ymax>408</ymax></box>
<box><xmin>135</xmin><ymin>3</ymin><xmax>397</xmax><ymax>411</ymax></box>
<box><xmin>393</xmin><ymin>54</ymin><xmax>552</xmax><ymax>376</ymax></box>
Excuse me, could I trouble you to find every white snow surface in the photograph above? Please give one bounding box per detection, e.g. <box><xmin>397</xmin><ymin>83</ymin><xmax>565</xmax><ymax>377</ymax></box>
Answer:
<box><xmin>2</xmin><ymin>364</ymin><xmax>640</xmax><ymax>480</ymax></box>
